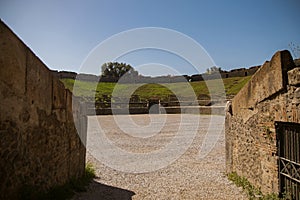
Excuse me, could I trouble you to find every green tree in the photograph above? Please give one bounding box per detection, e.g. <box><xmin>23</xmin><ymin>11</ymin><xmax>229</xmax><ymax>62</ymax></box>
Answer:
<box><xmin>101</xmin><ymin>62</ymin><xmax>138</xmax><ymax>77</ymax></box>
<box><xmin>206</xmin><ymin>66</ymin><xmax>222</xmax><ymax>74</ymax></box>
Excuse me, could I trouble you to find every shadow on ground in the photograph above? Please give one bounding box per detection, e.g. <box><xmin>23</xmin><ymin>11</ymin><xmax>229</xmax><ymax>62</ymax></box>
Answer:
<box><xmin>75</xmin><ymin>180</ymin><xmax>135</xmax><ymax>200</ymax></box>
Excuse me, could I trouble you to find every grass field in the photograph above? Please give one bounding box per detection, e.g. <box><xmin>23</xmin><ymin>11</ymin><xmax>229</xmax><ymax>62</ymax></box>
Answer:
<box><xmin>60</xmin><ymin>76</ymin><xmax>251</xmax><ymax>100</ymax></box>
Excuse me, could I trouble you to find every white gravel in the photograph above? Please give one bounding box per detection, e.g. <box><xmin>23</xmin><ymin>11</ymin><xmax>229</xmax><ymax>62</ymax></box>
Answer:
<box><xmin>72</xmin><ymin>114</ymin><xmax>247</xmax><ymax>200</ymax></box>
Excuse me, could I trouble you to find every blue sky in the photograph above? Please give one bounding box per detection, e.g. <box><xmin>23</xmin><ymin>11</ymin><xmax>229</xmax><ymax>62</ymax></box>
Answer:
<box><xmin>1</xmin><ymin>0</ymin><xmax>299</xmax><ymax>76</ymax></box>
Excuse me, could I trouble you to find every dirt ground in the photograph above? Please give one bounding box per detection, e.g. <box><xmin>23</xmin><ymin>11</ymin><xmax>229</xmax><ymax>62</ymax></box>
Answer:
<box><xmin>72</xmin><ymin>114</ymin><xmax>247</xmax><ymax>200</ymax></box>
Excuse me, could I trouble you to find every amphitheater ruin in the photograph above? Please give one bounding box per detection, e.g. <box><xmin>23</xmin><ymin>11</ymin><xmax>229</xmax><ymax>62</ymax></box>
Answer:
<box><xmin>1</xmin><ymin>19</ymin><xmax>300</xmax><ymax>199</ymax></box>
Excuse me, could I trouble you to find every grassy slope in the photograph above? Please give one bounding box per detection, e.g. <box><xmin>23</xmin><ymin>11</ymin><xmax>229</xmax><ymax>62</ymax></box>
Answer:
<box><xmin>60</xmin><ymin>76</ymin><xmax>251</xmax><ymax>100</ymax></box>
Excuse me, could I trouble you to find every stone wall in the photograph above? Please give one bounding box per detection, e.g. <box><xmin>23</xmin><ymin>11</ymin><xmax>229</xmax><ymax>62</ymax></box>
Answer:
<box><xmin>190</xmin><ymin>66</ymin><xmax>260</xmax><ymax>82</ymax></box>
<box><xmin>225</xmin><ymin>50</ymin><xmax>300</xmax><ymax>194</ymax></box>
<box><xmin>0</xmin><ymin>20</ymin><xmax>86</xmax><ymax>199</ymax></box>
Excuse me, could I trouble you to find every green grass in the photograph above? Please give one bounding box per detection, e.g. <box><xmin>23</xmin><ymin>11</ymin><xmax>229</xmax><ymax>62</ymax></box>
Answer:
<box><xmin>223</xmin><ymin>76</ymin><xmax>251</xmax><ymax>95</ymax></box>
<box><xmin>60</xmin><ymin>76</ymin><xmax>252</xmax><ymax>100</ymax></box>
<box><xmin>228</xmin><ymin>172</ymin><xmax>285</xmax><ymax>200</ymax></box>
<box><xmin>20</xmin><ymin>163</ymin><xmax>96</xmax><ymax>200</ymax></box>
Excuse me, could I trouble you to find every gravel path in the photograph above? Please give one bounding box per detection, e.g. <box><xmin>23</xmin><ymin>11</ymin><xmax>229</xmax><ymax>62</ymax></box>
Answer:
<box><xmin>72</xmin><ymin>114</ymin><xmax>247</xmax><ymax>200</ymax></box>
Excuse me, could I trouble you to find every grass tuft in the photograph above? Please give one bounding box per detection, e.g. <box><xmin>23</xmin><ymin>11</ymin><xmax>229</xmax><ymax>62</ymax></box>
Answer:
<box><xmin>228</xmin><ymin>172</ymin><xmax>285</xmax><ymax>200</ymax></box>
<box><xmin>20</xmin><ymin>163</ymin><xmax>96</xmax><ymax>200</ymax></box>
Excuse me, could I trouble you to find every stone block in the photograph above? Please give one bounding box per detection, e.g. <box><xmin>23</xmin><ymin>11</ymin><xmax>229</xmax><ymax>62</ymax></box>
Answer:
<box><xmin>0</xmin><ymin>21</ymin><xmax>26</xmax><ymax>97</ymax></box>
<box><xmin>232</xmin><ymin>50</ymin><xmax>295</xmax><ymax>122</ymax></box>
<box><xmin>52</xmin><ymin>78</ymin><xmax>66</xmax><ymax>109</ymax></box>
<box><xmin>66</xmin><ymin>89</ymin><xmax>74</xmax><ymax>123</ymax></box>
<box><xmin>71</xmin><ymin>96</ymin><xmax>82</xmax><ymax>133</ymax></box>
<box><xmin>291</xmin><ymin>88</ymin><xmax>300</xmax><ymax>107</ymax></box>
<box><xmin>26</xmin><ymin>48</ymin><xmax>52</xmax><ymax>115</ymax></box>
<box><xmin>0</xmin><ymin>82</ymin><xmax>24</xmax><ymax>123</ymax></box>
<box><xmin>288</xmin><ymin>67</ymin><xmax>300</xmax><ymax>86</ymax></box>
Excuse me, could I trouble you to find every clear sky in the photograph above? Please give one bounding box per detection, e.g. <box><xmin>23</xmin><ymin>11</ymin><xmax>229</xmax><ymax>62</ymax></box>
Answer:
<box><xmin>1</xmin><ymin>0</ymin><xmax>299</xmax><ymax>76</ymax></box>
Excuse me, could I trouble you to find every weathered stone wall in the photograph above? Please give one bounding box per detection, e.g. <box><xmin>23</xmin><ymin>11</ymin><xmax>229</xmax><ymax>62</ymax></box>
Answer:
<box><xmin>0</xmin><ymin>20</ymin><xmax>86</xmax><ymax>199</ymax></box>
<box><xmin>225</xmin><ymin>50</ymin><xmax>299</xmax><ymax>194</ymax></box>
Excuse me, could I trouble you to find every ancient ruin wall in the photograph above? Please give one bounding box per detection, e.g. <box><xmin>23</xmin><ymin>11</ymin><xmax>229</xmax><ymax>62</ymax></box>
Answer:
<box><xmin>0</xmin><ymin>20</ymin><xmax>86</xmax><ymax>199</ymax></box>
<box><xmin>225</xmin><ymin>50</ymin><xmax>299</xmax><ymax>194</ymax></box>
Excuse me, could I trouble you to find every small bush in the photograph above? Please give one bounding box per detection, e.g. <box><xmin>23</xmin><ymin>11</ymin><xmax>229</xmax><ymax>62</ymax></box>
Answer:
<box><xmin>85</xmin><ymin>163</ymin><xmax>96</xmax><ymax>179</ymax></box>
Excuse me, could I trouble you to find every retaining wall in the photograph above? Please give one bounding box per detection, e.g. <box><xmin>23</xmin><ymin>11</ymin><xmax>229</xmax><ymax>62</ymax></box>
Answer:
<box><xmin>225</xmin><ymin>50</ymin><xmax>300</xmax><ymax>194</ymax></box>
<box><xmin>0</xmin><ymin>20</ymin><xmax>86</xmax><ymax>199</ymax></box>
